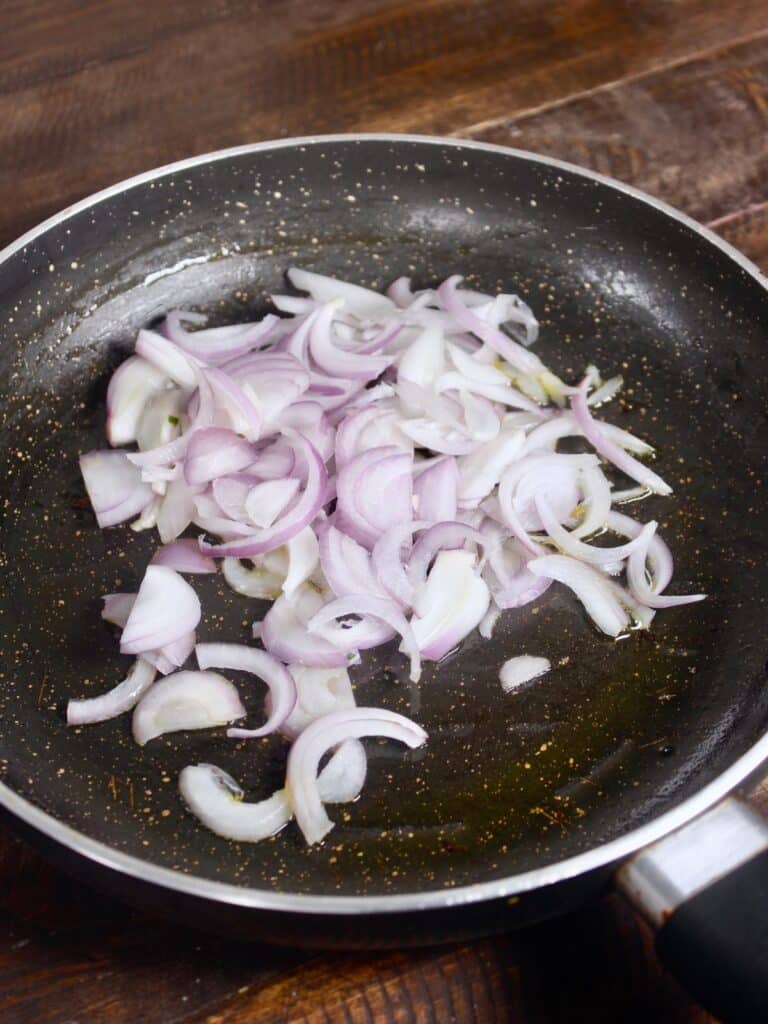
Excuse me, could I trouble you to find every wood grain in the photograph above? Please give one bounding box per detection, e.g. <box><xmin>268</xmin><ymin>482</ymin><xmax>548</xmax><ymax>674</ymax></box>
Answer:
<box><xmin>2</xmin><ymin>0</ymin><xmax>768</xmax><ymax>245</ymax></box>
<box><xmin>1</xmin><ymin>1</ymin><xmax>768</xmax><ymax>1021</ymax></box>
<box><xmin>468</xmin><ymin>33</ymin><xmax>768</xmax><ymax>227</ymax></box>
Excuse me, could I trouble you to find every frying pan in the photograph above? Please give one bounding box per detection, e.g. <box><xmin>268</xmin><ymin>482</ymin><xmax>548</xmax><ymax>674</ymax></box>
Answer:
<box><xmin>1</xmin><ymin>135</ymin><xmax>767</xmax><ymax>1022</ymax></box>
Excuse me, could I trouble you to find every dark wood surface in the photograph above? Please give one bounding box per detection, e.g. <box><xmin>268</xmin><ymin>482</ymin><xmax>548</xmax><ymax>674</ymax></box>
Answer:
<box><xmin>1</xmin><ymin>2</ymin><xmax>767</xmax><ymax>1020</ymax></box>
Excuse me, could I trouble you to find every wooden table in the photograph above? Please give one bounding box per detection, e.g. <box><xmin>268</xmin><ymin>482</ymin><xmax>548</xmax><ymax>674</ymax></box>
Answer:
<box><xmin>1</xmin><ymin>2</ymin><xmax>767</xmax><ymax>1020</ymax></box>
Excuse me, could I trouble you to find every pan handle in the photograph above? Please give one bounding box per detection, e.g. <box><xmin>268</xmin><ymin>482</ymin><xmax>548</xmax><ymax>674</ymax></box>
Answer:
<box><xmin>617</xmin><ymin>797</ymin><xmax>768</xmax><ymax>1024</ymax></box>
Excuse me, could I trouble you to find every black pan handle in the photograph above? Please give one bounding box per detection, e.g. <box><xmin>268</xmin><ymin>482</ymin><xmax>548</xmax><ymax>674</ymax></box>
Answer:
<box><xmin>617</xmin><ymin>797</ymin><xmax>768</xmax><ymax>1023</ymax></box>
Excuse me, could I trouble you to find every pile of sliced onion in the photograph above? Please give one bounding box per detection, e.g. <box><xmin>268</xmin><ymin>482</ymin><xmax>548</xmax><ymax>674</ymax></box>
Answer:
<box><xmin>69</xmin><ymin>268</ymin><xmax>704</xmax><ymax>846</ymax></box>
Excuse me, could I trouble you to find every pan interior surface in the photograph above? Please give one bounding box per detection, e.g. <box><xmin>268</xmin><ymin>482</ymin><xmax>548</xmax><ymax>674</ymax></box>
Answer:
<box><xmin>1</xmin><ymin>138</ymin><xmax>767</xmax><ymax>899</ymax></box>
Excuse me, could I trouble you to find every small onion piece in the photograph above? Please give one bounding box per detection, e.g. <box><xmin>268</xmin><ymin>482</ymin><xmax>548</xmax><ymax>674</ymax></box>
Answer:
<box><xmin>184</xmin><ymin>428</ymin><xmax>256</xmax><ymax>486</ymax></box>
<box><xmin>120</xmin><ymin>566</ymin><xmax>201</xmax><ymax>656</ymax></box>
<box><xmin>307</xmin><ymin>594</ymin><xmax>421</xmax><ymax>681</ymax></box>
<box><xmin>261</xmin><ymin>584</ymin><xmax>352</xmax><ymax>669</ymax></box>
<box><xmin>410</xmin><ymin>549</ymin><xmax>490</xmax><ymax>660</ymax></box>
<box><xmin>106</xmin><ymin>356</ymin><xmax>170</xmax><ymax>447</ymax></box>
<box><xmin>571</xmin><ymin>379</ymin><xmax>672</xmax><ymax>495</ymax></box>
<box><xmin>67</xmin><ymin>657</ymin><xmax>157</xmax><ymax>726</ymax></box>
<box><xmin>199</xmin><ymin>434</ymin><xmax>327</xmax><ymax>558</ymax></box>
<box><xmin>151</xmin><ymin>540</ymin><xmax>217</xmax><ymax>574</ymax></box>
<box><xmin>179</xmin><ymin>765</ymin><xmax>292</xmax><ymax>842</ymax></box>
<box><xmin>80</xmin><ymin>450</ymin><xmax>154</xmax><ymax>529</ymax></box>
<box><xmin>499</xmin><ymin>655</ymin><xmax>551</xmax><ymax>693</ymax></box>
<box><xmin>179</xmin><ymin>739</ymin><xmax>367</xmax><ymax>843</ymax></box>
<box><xmin>413</xmin><ymin>457</ymin><xmax>459</xmax><ymax>522</ymax></box>
<box><xmin>336</xmin><ymin>446</ymin><xmax>413</xmax><ymax>550</ymax></box>
<box><xmin>132</xmin><ymin>669</ymin><xmax>245</xmax><ymax>745</ymax></box>
<box><xmin>437</xmin><ymin>276</ymin><xmax>542</xmax><ymax>377</ymax></box>
<box><xmin>286</xmin><ymin>707</ymin><xmax>427</xmax><ymax>844</ymax></box>
<box><xmin>195</xmin><ymin>642</ymin><xmax>297</xmax><ymax>739</ymax></box>
<box><xmin>280</xmin><ymin>665</ymin><xmax>356</xmax><ymax>740</ymax></box>
<box><xmin>527</xmin><ymin>554</ymin><xmax>630</xmax><ymax>637</ymax></box>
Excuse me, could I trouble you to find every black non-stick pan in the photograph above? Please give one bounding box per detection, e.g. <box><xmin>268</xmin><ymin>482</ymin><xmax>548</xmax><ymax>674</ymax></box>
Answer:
<box><xmin>1</xmin><ymin>135</ymin><xmax>767</xmax><ymax>1022</ymax></box>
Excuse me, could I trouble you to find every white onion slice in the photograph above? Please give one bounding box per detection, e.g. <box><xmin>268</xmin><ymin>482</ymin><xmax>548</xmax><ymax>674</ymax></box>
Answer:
<box><xmin>157</xmin><ymin>475</ymin><xmax>196</xmax><ymax>544</ymax></box>
<box><xmin>67</xmin><ymin>657</ymin><xmax>157</xmax><ymax>726</ymax></box>
<box><xmin>179</xmin><ymin>765</ymin><xmax>292</xmax><ymax>842</ymax></box>
<box><xmin>308</xmin><ymin>595</ymin><xmax>421</xmax><ymax>682</ymax></box>
<box><xmin>571</xmin><ymin>379</ymin><xmax>672</xmax><ymax>495</ymax></box>
<box><xmin>397</xmin><ymin>323</ymin><xmax>445</xmax><ymax>388</ymax></box>
<box><xmin>195</xmin><ymin>642</ymin><xmax>297</xmax><ymax>738</ymax></box>
<box><xmin>120</xmin><ymin>566</ymin><xmax>201</xmax><ymax>656</ymax></box>
<box><xmin>244</xmin><ymin>477</ymin><xmax>301</xmax><ymax>529</ymax></box>
<box><xmin>184</xmin><ymin>428</ymin><xmax>255</xmax><ymax>486</ymax></box>
<box><xmin>179</xmin><ymin>738</ymin><xmax>367</xmax><ymax>843</ymax></box>
<box><xmin>221</xmin><ymin>551</ymin><xmax>287</xmax><ymax>599</ymax></box>
<box><xmin>106</xmin><ymin>356</ymin><xmax>170</xmax><ymax>447</ymax></box>
<box><xmin>286</xmin><ymin>707</ymin><xmax>427</xmax><ymax>844</ymax></box>
<box><xmin>499</xmin><ymin>655</ymin><xmax>551</xmax><ymax>693</ymax></box>
<box><xmin>410</xmin><ymin>549</ymin><xmax>490</xmax><ymax>660</ymax></box>
<box><xmin>151</xmin><ymin>539</ymin><xmax>216</xmax><ymax>574</ymax></box>
<box><xmin>288</xmin><ymin>267</ymin><xmax>396</xmax><ymax>321</ymax></box>
<box><xmin>135</xmin><ymin>328</ymin><xmax>199</xmax><ymax>388</ymax></box>
<box><xmin>281</xmin><ymin>664</ymin><xmax>356</xmax><ymax>739</ymax></box>
<box><xmin>261</xmin><ymin>583</ymin><xmax>352</xmax><ymax>668</ymax></box>
<box><xmin>413</xmin><ymin>457</ymin><xmax>459</xmax><ymax>522</ymax></box>
<box><xmin>132</xmin><ymin>669</ymin><xmax>245</xmax><ymax>745</ymax></box>
<box><xmin>80</xmin><ymin>450</ymin><xmax>154</xmax><ymax>529</ymax></box>
<box><xmin>527</xmin><ymin>554</ymin><xmax>630</xmax><ymax>637</ymax></box>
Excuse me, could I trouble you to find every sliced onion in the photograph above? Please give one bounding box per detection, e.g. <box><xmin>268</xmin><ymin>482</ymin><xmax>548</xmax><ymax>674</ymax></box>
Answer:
<box><xmin>319</xmin><ymin>525</ymin><xmax>388</xmax><ymax>600</ymax></box>
<box><xmin>625</xmin><ymin>525</ymin><xmax>706</xmax><ymax>608</ymax></box>
<box><xmin>437</xmin><ymin>276</ymin><xmax>542</xmax><ymax>377</ymax></box>
<box><xmin>308</xmin><ymin>302</ymin><xmax>392</xmax><ymax>380</ymax></box>
<box><xmin>281</xmin><ymin>526</ymin><xmax>320</xmax><ymax>598</ymax></box>
<box><xmin>67</xmin><ymin>657</ymin><xmax>157</xmax><ymax>726</ymax></box>
<box><xmin>336</xmin><ymin>446</ymin><xmax>413</xmax><ymax>549</ymax></box>
<box><xmin>106</xmin><ymin>356</ymin><xmax>170</xmax><ymax>447</ymax></box>
<box><xmin>413</xmin><ymin>457</ymin><xmax>459</xmax><ymax>522</ymax></box>
<box><xmin>397</xmin><ymin>323</ymin><xmax>445</xmax><ymax>388</ymax></box>
<box><xmin>163</xmin><ymin>311</ymin><xmax>279</xmax><ymax>363</ymax></box>
<box><xmin>157</xmin><ymin>475</ymin><xmax>196</xmax><ymax>543</ymax></box>
<box><xmin>334</xmin><ymin>402</ymin><xmax>411</xmax><ymax>467</ymax></box>
<box><xmin>261</xmin><ymin>583</ymin><xmax>352</xmax><ymax>668</ymax></box>
<box><xmin>371</xmin><ymin>520</ymin><xmax>429</xmax><ymax>608</ymax></box>
<box><xmin>536</xmin><ymin>495</ymin><xmax>657</xmax><ymax>567</ymax></box>
<box><xmin>457</xmin><ymin>427</ymin><xmax>525</xmax><ymax>508</ymax></box>
<box><xmin>314</xmin><ymin>738</ymin><xmax>368</xmax><ymax>803</ymax></box>
<box><xmin>277</xmin><ymin>401</ymin><xmax>334</xmax><ymax>461</ymax></box>
<box><xmin>286</xmin><ymin>707</ymin><xmax>427</xmax><ymax>844</ymax></box>
<box><xmin>244</xmin><ymin>477</ymin><xmax>301</xmax><ymax>529</ymax></box>
<box><xmin>571</xmin><ymin>379</ymin><xmax>672</xmax><ymax>495</ymax></box>
<box><xmin>307</xmin><ymin>595</ymin><xmax>417</xmax><ymax>677</ymax></box>
<box><xmin>288</xmin><ymin>267</ymin><xmax>396</xmax><ymax>321</ymax></box>
<box><xmin>135</xmin><ymin>328</ymin><xmax>199</xmax><ymax>388</ymax></box>
<box><xmin>221</xmin><ymin>551</ymin><xmax>286</xmax><ymax>599</ymax></box>
<box><xmin>410</xmin><ymin>549</ymin><xmax>490</xmax><ymax>659</ymax></box>
<box><xmin>102</xmin><ymin>592</ymin><xmax>136</xmax><ymax>628</ymax></box>
<box><xmin>408</xmin><ymin>521</ymin><xmax>489</xmax><ymax>589</ymax></box>
<box><xmin>179</xmin><ymin>764</ymin><xmax>292</xmax><ymax>841</ymax></box>
<box><xmin>134</xmin><ymin>388</ymin><xmax>187</xmax><ymax>455</ymax></box>
<box><xmin>195</xmin><ymin>642</ymin><xmax>297</xmax><ymax>738</ymax></box>
<box><xmin>179</xmin><ymin>739</ymin><xmax>366</xmax><ymax>843</ymax></box>
<box><xmin>281</xmin><ymin>665</ymin><xmax>356</xmax><ymax>739</ymax></box>
<box><xmin>80</xmin><ymin>450</ymin><xmax>154</xmax><ymax>529</ymax></box>
<box><xmin>527</xmin><ymin>554</ymin><xmax>630</xmax><ymax>636</ymax></box>
<box><xmin>499</xmin><ymin>655</ymin><xmax>551</xmax><ymax>693</ymax></box>
<box><xmin>132</xmin><ymin>669</ymin><xmax>245</xmax><ymax>745</ymax></box>
<box><xmin>224</xmin><ymin>350</ymin><xmax>310</xmax><ymax>426</ymax></box>
<box><xmin>199</xmin><ymin>434</ymin><xmax>327</xmax><ymax>557</ymax></box>
<box><xmin>120</xmin><ymin>566</ymin><xmax>201</xmax><ymax>656</ymax></box>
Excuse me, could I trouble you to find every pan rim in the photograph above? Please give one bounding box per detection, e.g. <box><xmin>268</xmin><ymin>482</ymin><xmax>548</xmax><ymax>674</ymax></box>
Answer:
<box><xmin>2</xmin><ymin>131</ymin><xmax>767</xmax><ymax>915</ymax></box>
